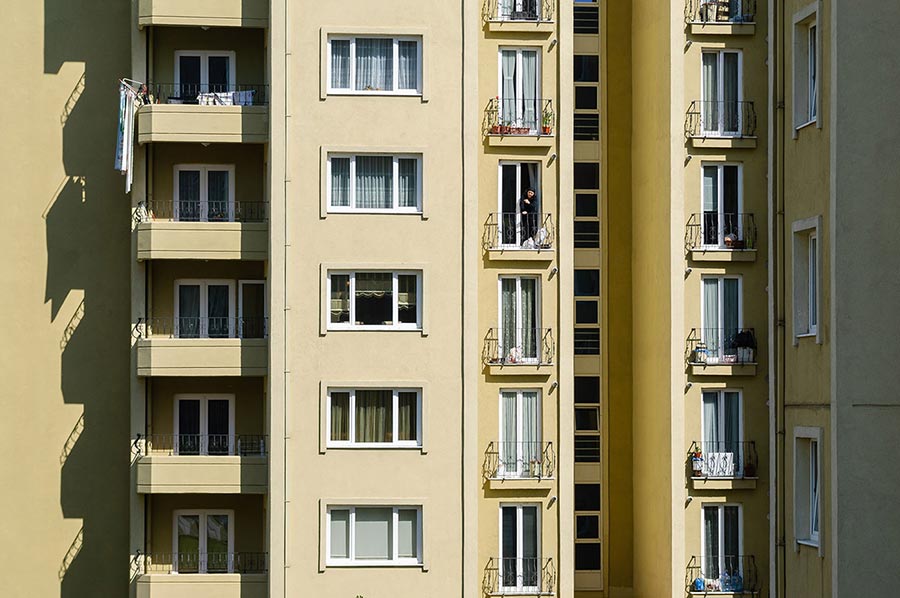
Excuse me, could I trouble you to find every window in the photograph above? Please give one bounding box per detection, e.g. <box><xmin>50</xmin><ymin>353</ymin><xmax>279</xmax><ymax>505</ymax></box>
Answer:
<box><xmin>574</xmin><ymin>114</ymin><xmax>600</xmax><ymax>141</ymax></box>
<box><xmin>701</xmin><ymin>276</ymin><xmax>745</xmax><ymax>363</ymax></box>
<box><xmin>574</xmin><ymin>270</ymin><xmax>600</xmax><ymax>296</ymax></box>
<box><xmin>173</xmin><ymin>510</ymin><xmax>234</xmax><ymax>573</ymax></box>
<box><xmin>175</xmin><ymin>280</ymin><xmax>235</xmax><ymax>339</ymax></box>
<box><xmin>574</xmin><ymin>163</ymin><xmax>600</xmax><ymax>190</ymax></box>
<box><xmin>575</xmin><ymin>377</ymin><xmax>601</xmax><ymax>463</ymax></box>
<box><xmin>328</xmin><ymin>271</ymin><xmax>421</xmax><ymax>330</ymax></box>
<box><xmin>328</xmin><ymin>37</ymin><xmax>422</xmax><ymax>95</ymax></box>
<box><xmin>574</xmin><ymin>485</ymin><xmax>601</xmax><ymax>571</ymax></box>
<box><xmin>791</xmin><ymin>217</ymin><xmax>821</xmax><ymax>341</ymax></box>
<box><xmin>574</xmin><ymin>269</ymin><xmax>600</xmax><ymax>354</ymax></box>
<box><xmin>327</xmin><ymin>154</ymin><xmax>422</xmax><ymax>212</ymax></box>
<box><xmin>327</xmin><ymin>388</ymin><xmax>421</xmax><ymax>447</ymax></box>
<box><xmin>701</xmin><ymin>164</ymin><xmax>743</xmax><ymax>248</ymax></box>
<box><xmin>574</xmin><ymin>56</ymin><xmax>599</xmax><ymax>82</ymax></box>
<box><xmin>175</xmin><ymin>51</ymin><xmax>236</xmax><ymax>102</ymax></box>
<box><xmin>174</xmin><ymin>395</ymin><xmax>235</xmax><ymax>456</ymax></box>
<box><xmin>499</xmin><ymin>276</ymin><xmax>541</xmax><ymax>362</ymax></box>
<box><xmin>793</xmin><ymin>6</ymin><xmax>819</xmax><ymax>128</ymax></box>
<box><xmin>499</xmin><ymin>48</ymin><xmax>542</xmax><ymax>132</ymax></box>
<box><xmin>701</xmin><ymin>504</ymin><xmax>742</xmax><ymax>583</ymax></box>
<box><xmin>174</xmin><ymin>165</ymin><xmax>235</xmax><ymax>222</ymax></box>
<box><xmin>496</xmin><ymin>0</ymin><xmax>545</xmax><ymax>21</ymax></box>
<box><xmin>700</xmin><ymin>390</ymin><xmax>744</xmax><ymax>477</ymax></box>
<box><xmin>327</xmin><ymin>506</ymin><xmax>422</xmax><ymax>565</ymax></box>
<box><xmin>574</xmin><ymin>6</ymin><xmax>599</xmax><ymax>34</ymax></box>
<box><xmin>575</xmin><ymin>194</ymin><xmax>598</xmax><ymax>218</ymax></box>
<box><xmin>500</xmin><ymin>504</ymin><xmax>541</xmax><ymax>591</ymax></box>
<box><xmin>498</xmin><ymin>162</ymin><xmax>542</xmax><ymax>247</ymax></box>
<box><xmin>499</xmin><ymin>390</ymin><xmax>542</xmax><ymax>478</ymax></box>
<box><xmin>701</xmin><ymin>50</ymin><xmax>742</xmax><ymax>136</ymax></box>
<box><xmin>794</xmin><ymin>428</ymin><xmax>822</xmax><ymax>549</ymax></box>
<box><xmin>575</xmin><ymin>86</ymin><xmax>598</xmax><ymax>110</ymax></box>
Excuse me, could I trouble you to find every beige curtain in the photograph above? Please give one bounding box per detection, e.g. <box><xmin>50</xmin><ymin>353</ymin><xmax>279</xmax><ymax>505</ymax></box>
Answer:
<box><xmin>398</xmin><ymin>392</ymin><xmax>417</xmax><ymax>441</ymax></box>
<box><xmin>355</xmin><ymin>390</ymin><xmax>392</xmax><ymax>442</ymax></box>
<box><xmin>330</xmin><ymin>392</ymin><xmax>350</xmax><ymax>441</ymax></box>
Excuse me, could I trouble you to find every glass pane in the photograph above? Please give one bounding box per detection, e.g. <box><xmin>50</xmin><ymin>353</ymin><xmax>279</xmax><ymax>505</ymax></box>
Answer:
<box><xmin>330</xmin><ymin>392</ymin><xmax>350</xmax><ymax>441</ymax></box>
<box><xmin>355</xmin><ymin>156</ymin><xmax>393</xmax><ymax>209</ymax></box>
<box><xmin>574</xmin><ymin>221</ymin><xmax>600</xmax><ymax>248</ymax></box>
<box><xmin>178</xmin><ymin>55</ymin><xmax>201</xmax><ymax>102</ymax></box>
<box><xmin>575</xmin><ymin>436</ymin><xmax>601</xmax><ymax>462</ymax></box>
<box><xmin>574</xmin><ymin>270</ymin><xmax>600</xmax><ymax>296</ymax></box>
<box><xmin>207</xmin><ymin>285</ymin><xmax>230</xmax><ymax>338</ymax></box>
<box><xmin>176</xmin><ymin>515</ymin><xmax>200</xmax><ymax>573</ymax></box>
<box><xmin>574</xmin><ymin>163</ymin><xmax>599</xmax><ymax>189</ymax></box>
<box><xmin>355</xmin><ymin>390</ymin><xmax>392</xmax><ymax>443</ymax></box>
<box><xmin>330</xmin><ymin>40</ymin><xmax>351</xmax><ymax>89</ymax></box>
<box><xmin>398</xmin><ymin>392</ymin><xmax>418</xmax><ymax>441</ymax></box>
<box><xmin>240</xmin><ymin>283</ymin><xmax>266</xmax><ymax>339</ymax></box>
<box><xmin>398</xmin><ymin>509</ymin><xmax>418</xmax><ymax>558</ymax></box>
<box><xmin>574</xmin><ymin>55</ymin><xmax>599</xmax><ymax>82</ymax></box>
<box><xmin>355</xmin><ymin>38</ymin><xmax>393</xmax><ymax>91</ymax></box>
<box><xmin>178</xmin><ymin>400</ymin><xmax>201</xmax><ymax>455</ymax></box>
<box><xmin>574</xmin><ymin>377</ymin><xmax>600</xmax><ymax>404</ymax></box>
<box><xmin>576</xmin><ymin>515</ymin><xmax>600</xmax><ymax>539</ymax></box>
<box><xmin>703</xmin><ymin>507</ymin><xmax>720</xmax><ymax>579</ymax></box>
<box><xmin>501</xmin><ymin>507</ymin><xmax>517</xmax><ymax>587</ymax></box>
<box><xmin>398</xmin><ymin>158</ymin><xmax>418</xmax><ymax>208</ymax></box>
<box><xmin>575</xmin><ymin>543</ymin><xmax>602</xmax><ymax>570</ymax></box>
<box><xmin>575</xmin><ymin>193</ymin><xmax>598</xmax><ymax>217</ymax></box>
<box><xmin>575</xmin><ymin>86</ymin><xmax>598</xmax><ymax>110</ymax></box>
<box><xmin>809</xmin><ymin>236</ymin><xmax>818</xmax><ymax>327</ymax></box>
<box><xmin>207</xmin><ymin>400</ymin><xmax>230</xmax><ymax>455</ymax></box>
<box><xmin>206</xmin><ymin>514</ymin><xmax>229</xmax><ymax>572</ymax></box>
<box><xmin>575</xmin><ymin>484</ymin><xmax>601</xmax><ymax>511</ymax></box>
<box><xmin>355</xmin><ymin>272</ymin><xmax>392</xmax><ymax>325</ymax></box>
<box><xmin>207</xmin><ymin>170</ymin><xmax>229</xmax><ymax>221</ymax></box>
<box><xmin>575</xmin><ymin>300</ymin><xmax>598</xmax><ymax>324</ymax></box>
<box><xmin>398</xmin><ymin>274</ymin><xmax>418</xmax><ymax>325</ymax></box>
<box><xmin>354</xmin><ymin>508</ymin><xmax>392</xmax><ymax>560</ymax></box>
<box><xmin>398</xmin><ymin>41</ymin><xmax>418</xmax><ymax>90</ymax></box>
<box><xmin>575</xmin><ymin>407</ymin><xmax>599</xmax><ymax>431</ymax></box>
<box><xmin>724</xmin><ymin>506</ymin><xmax>740</xmax><ymax>573</ymax></box>
<box><xmin>178</xmin><ymin>170</ymin><xmax>201</xmax><ymax>222</ymax></box>
<box><xmin>330</xmin><ymin>275</ymin><xmax>350</xmax><ymax>323</ymax></box>
<box><xmin>573</xmin><ymin>6</ymin><xmax>599</xmax><ymax>33</ymax></box>
<box><xmin>178</xmin><ymin>285</ymin><xmax>201</xmax><ymax>338</ymax></box>
<box><xmin>522</xmin><ymin>507</ymin><xmax>538</xmax><ymax>586</ymax></box>
<box><xmin>330</xmin><ymin>157</ymin><xmax>351</xmax><ymax>207</ymax></box>
<box><xmin>329</xmin><ymin>510</ymin><xmax>350</xmax><ymax>558</ymax></box>
<box><xmin>208</xmin><ymin>56</ymin><xmax>230</xmax><ymax>91</ymax></box>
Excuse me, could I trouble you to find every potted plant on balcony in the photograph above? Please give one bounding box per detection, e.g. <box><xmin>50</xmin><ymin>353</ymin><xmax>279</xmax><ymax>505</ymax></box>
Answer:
<box><xmin>691</xmin><ymin>448</ymin><xmax>704</xmax><ymax>477</ymax></box>
<box><xmin>541</xmin><ymin>107</ymin><xmax>554</xmax><ymax>135</ymax></box>
<box><xmin>500</xmin><ymin>120</ymin><xmax>511</xmax><ymax>135</ymax></box>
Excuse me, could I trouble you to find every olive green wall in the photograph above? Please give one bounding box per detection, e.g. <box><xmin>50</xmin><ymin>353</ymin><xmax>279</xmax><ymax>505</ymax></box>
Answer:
<box><xmin>149</xmin><ymin>494</ymin><xmax>265</xmax><ymax>554</ymax></box>
<box><xmin>150</xmin><ymin>27</ymin><xmax>265</xmax><ymax>85</ymax></box>
<box><xmin>150</xmin><ymin>143</ymin><xmax>265</xmax><ymax>206</ymax></box>
<box><xmin>149</xmin><ymin>377</ymin><xmax>265</xmax><ymax>437</ymax></box>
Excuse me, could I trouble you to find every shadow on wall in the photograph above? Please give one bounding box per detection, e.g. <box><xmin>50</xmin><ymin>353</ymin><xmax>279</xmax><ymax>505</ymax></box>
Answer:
<box><xmin>44</xmin><ymin>0</ymin><xmax>132</xmax><ymax>596</ymax></box>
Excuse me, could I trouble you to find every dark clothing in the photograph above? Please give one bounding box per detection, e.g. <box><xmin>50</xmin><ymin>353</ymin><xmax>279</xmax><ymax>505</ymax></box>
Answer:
<box><xmin>519</xmin><ymin>195</ymin><xmax>539</xmax><ymax>243</ymax></box>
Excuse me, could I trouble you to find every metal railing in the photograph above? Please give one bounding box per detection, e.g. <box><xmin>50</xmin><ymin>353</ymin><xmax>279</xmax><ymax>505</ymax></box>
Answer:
<box><xmin>686</xmin><ymin>212</ymin><xmax>757</xmax><ymax>251</ymax></box>
<box><xmin>135</xmin><ymin>200</ymin><xmax>268</xmax><ymax>223</ymax></box>
<box><xmin>483</xmin><ymin>213</ymin><xmax>554</xmax><ymax>251</ymax></box>
<box><xmin>484</xmin><ymin>0</ymin><xmax>555</xmax><ymax>22</ymax></box>
<box><xmin>139</xmin><ymin>83</ymin><xmax>269</xmax><ymax>106</ymax></box>
<box><xmin>484</xmin><ymin>98</ymin><xmax>554</xmax><ymax>136</ymax></box>
<box><xmin>137</xmin><ymin>434</ymin><xmax>268</xmax><ymax>457</ymax></box>
<box><xmin>685</xmin><ymin>100</ymin><xmax>757</xmax><ymax>138</ymax></box>
<box><xmin>686</xmin><ymin>555</ymin><xmax>759</xmax><ymax>594</ymax></box>
<box><xmin>134</xmin><ymin>316</ymin><xmax>268</xmax><ymax>340</ymax></box>
<box><xmin>483</xmin><ymin>557</ymin><xmax>556</xmax><ymax>595</ymax></box>
<box><xmin>687</xmin><ymin>328</ymin><xmax>757</xmax><ymax>365</ymax></box>
<box><xmin>483</xmin><ymin>328</ymin><xmax>555</xmax><ymax>366</ymax></box>
<box><xmin>137</xmin><ymin>552</ymin><xmax>268</xmax><ymax>575</ymax></box>
<box><xmin>483</xmin><ymin>441</ymin><xmax>555</xmax><ymax>480</ymax></box>
<box><xmin>685</xmin><ymin>0</ymin><xmax>756</xmax><ymax>23</ymax></box>
<box><xmin>689</xmin><ymin>441</ymin><xmax>758</xmax><ymax>479</ymax></box>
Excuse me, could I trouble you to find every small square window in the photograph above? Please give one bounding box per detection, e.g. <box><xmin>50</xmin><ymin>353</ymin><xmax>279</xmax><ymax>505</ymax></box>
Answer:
<box><xmin>575</xmin><ymin>87</ymin><xmax>598</xmax><ymax>110</ymax></box>
<box><xmin>575</xmin><ymin>543</ymin><xmax>602</xmax><ymax>570</ymax></box>
<box><xmin>575</xmin><ymin>193</ymin><xmax>598</xmax><ymax>217</ymax></box>
<box><xmin>574</xmin><ymin>270</ymin><xmax>600</xmax><ymax>296</ymax></box>
<box><xmin>575</xmin><ymin>300</ymin><xmax>598</xmax><ymax>324</ymax></box>
<box><xmin>574</xmin><ymin>55</ymin><xmax>599</xmax><ymax>83</ymax></box>
<box><xmin>574</xmin><ymin>377</ymin><xmax>600</xmax><ymax>404</ymax></box>
<box><xmin>574</xmin><ymin>163</ymin><xmax>600</xmax><ymax>190</ymax></box>
<box><xmin>575</xmin><ymin>407</ymin><xmax>599</xmax><ymax>431</ymax></box>
<box><xmin>575</xmin><ymin>484</ymin><xmax>601</xmax><ymax>511</ymax></box>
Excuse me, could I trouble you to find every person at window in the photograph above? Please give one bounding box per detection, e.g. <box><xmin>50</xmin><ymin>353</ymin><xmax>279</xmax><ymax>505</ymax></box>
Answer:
<box><xmin>139</xmin><ymin>83</ymin><xmax>153</xmax><ymax>105</ymax></box>
<box><xmin>520</xmin><ymin>188</ymin><xmax>539</xmax><ymax>244</ymax></box>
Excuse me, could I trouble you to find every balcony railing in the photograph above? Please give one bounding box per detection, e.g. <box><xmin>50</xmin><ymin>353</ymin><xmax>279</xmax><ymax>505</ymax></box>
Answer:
<box><xmin>483</xmin><ymin>557</ymin><xmax>556</xmax><ymax>595</ymax></box>
<box><xmin>686</xmin><ymin>555</ymin><xmax>760</xmax><ymax>594</ymax></box>
<box><xmin>685</xmin><ymin>213</ymin><xmax>757</xmax><ymax>250</ymax></box>
<box><xmin>689</xmin><ymin>441</ymin><xmax>758</xmax><ymax>479</ymax></box>
<box><xmin>134</xmin><ymin>316</ymin><xmax>268</xmax><ymax>340</ymax></box>
<box><xmin>484</xmin><ymin>98</ymin><xmax>554</xmax><ymax>137</ymax></box>
<box><xmin>140</xmin><ymin>83</ymin><xmax>269</xmax><ymax>106</ymax></box>
<box><xmin>137</xmin><ymin>552</ymin><xmax>268</xmax><ymax>575</ymax></box>
<box><xmin>685</xmin><ymin>100</ymin><xmax>757</xmax><ymax>138</ymax></box>
<box><xmin>137</xmin><ymin>434</ymin><xmax>267</xmax><ymax>457</ymax></box>
<box><xmin>483</xmin><ymin>441</ymin><xmax>555</xmax><ymax>480</ymax></box>
<box><xmin>685</xmin><ymin>0</ymin><xmax>756</xmax><ymax>23</ymax></box>
<box><xmin>483</xmin><ymin>213</ymin><xmax>554</xmax><ymax>251</ymax></box>
<box><xmin>686</xmin><ymin>328</ymin><xmax>757</xmax><ymax>365</ymax></box>
<box><xmin>136</xmin><ymin>200</ymin><xmax>268</xmax><ymax>223</ymax></box>
<box><xmin>484</xmin><ymin>0</ymin><xmax>555</xmax><ymax>22</ymax></box>
<box><xmin>483</xmin><ymin>328</ymin><xmax>555</xmax><ymax>366</ymax></box>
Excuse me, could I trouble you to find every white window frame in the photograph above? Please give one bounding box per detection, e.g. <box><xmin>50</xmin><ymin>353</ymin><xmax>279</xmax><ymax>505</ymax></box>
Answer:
<box><xmin>791</xmin><ymin>216</ymin><xmax>822</xmax><ymax>342</ymax></box>
<box><xmin>497</xmin><ymin>161</ymin><xmax>543</xmax><ymax>248</ymax></box>
<box><xmin>172</xmin><ymin>509</ymin><xmax>235</xmax><ymax>574</ymax></box>
<box><xmin>327</xmin><ymin>270</ymin><xmax>422</xmax><ymax>331</ymax></box>
<box><xmin>326</xmin><ymin>36</ymin><xmax>423</xmax><ymax>95</ymax></box>
<box><xmin>497</xmin><ymin>47</ymin><xmax>543</xmax><ymax>131</ymax></box>
<box><xmin>793</xmin><ymin>427</ymin><xmax>824</xmax><ymax>553</ymax></box>
<box><xmin>497</xmin><ymin>389</ymin><xmax>543</xmax><ymax>478</ymax></box>
<box><xmin>497</xmin><ymin>275</ymin><xmax>543</xmax><ymax>363</ymax></box>
<box><xmin>326</xmin><ymin>388</ymin><xmax>422</xmax><ymax>448</ymax></box>
<box><xmin>792</xmin><ymin>3</ymin><xmax>820</xmax><ymax>131</ymax></box>
<box><xmin>174</xmin><ymin>51</ymin><xmax>237</xmax><ymax>89</ymax></box>
<box><xmin>700</xmin><ymin>389</ymin><xmax>744</xmax><ymax>477</ymax></box>
<box><xmin>700</xmin><ymin>503</ymin><xmax>744</xmax><ymax>580</ymax></box>
<box><xmin>174</xmin><ymin>279</ymin><xmax>237</xmax><ymax>338</ymax></box>
<box><xmin>700</xmin><ymin>162</ymin><xmax>744</xmax><ymax>248</ymax></box>
<box><xmin>498</xmin><ymin>503</ymin><xmax>542</xmax><ymax>593</ymax></box>
<box><xmin>325</xmin><ymin>506</ymin><xmax>423</xmax><ymax>566</ymax></box>
<box><xmin>173</xmin><ymin>164</ymin><xmax>236</xmax><ymax>222</ymax></box>
<box><xmin>173</xmin><ymin>394</ymin><xmax>236</xmax><ymax>455</ymax></box>
<box><xmin>700</xmin><ymin>49</ymin><xmax>744</xmax><ymax>137</ymax></box>
<box><xmin>326</xmin><ymin>153</ymin><xmax>423</xmax><ymax>213</ymax></box>
<box><xmin>700</xmin><ymin>275</ymin><xmax>744</xmax><ymax>352</ymax></box>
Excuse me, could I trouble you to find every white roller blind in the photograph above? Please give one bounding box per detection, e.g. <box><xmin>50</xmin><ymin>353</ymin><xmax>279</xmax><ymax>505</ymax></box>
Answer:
<box><xmin>329</xmin><ymin>510</ymin><xmax>350</xmax><ymax>559</ymax></box>
<box><xmin>398</xmin><ymin>509</ymin><xmax>418</xmax><ymax>558</ymax></box>
<box><xmin>354</xmin><ymin>508</ymin><xmax>392</xmax><ymax>559</ymax></box>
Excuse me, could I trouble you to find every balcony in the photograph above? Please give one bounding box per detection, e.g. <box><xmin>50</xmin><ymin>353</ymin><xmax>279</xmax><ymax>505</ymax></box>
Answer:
<box><xmin>483</xmin><ymin>441</ymin><xmax>555</xmax><ymax>490</ymax></box>
<box><xmin>483</xmin><ymin>558</ymin><xmax>556</xmax><ymax>596</ymax></box>
<box><xmin>135</xmin><ymin>434</ymin><xmax>267</xmax><ymax>494</ymax></box>
<box><xmin>483</xmin><ymin>328</ymin><xmax>555</xmax><ymax>376</ymax></box>
<box><xmin>688</xmin><ymin>441</ymin><xmax>758</xmax><ymax>490</ymax></box>
<box><xmin>483</xmin><ymin>0</ymin><xmax>555</xmax><ymax>33</ymax></box>
<box><xmin>483</xmin><ymin>213</ymin><xmax>555</xmax><ymax>261</ymax></box>
<box><xmin>135</xmin><ymin>317</ymin><xmax>268</xmax><ymax>377</ymax></box>
<box><xmin>687</xmin><ymin>328</ymin><xmax>757</xmax><ymax>376</ymax></box>
<box><xmin>138</xmin><ymin>0</ymin><xmax>268</xmax><ymax>28</ymax></box>
<box><xmin>138</xmin><ymin>84</ymin><xmax>269</xmax><ymax>144</ymax></box>
<box><xmin>685</xmin><ymin>213</ymin><xmax>757</xmax><ymax>262</ymax></box>
<box><xmin>684</xmin><ymin>0</ymin><xmax>756</xmax><ymax>34</ymax></box>
<box><xmin>484</xmin><ymin>99</ymin><xmax>555</xmax><ymax>147</ymax></box>
<box><xmin>134</xmin><ymin>553</ymin><xmax>267</xmax><ymax>598</ymax></box>
<box><xmin>686</xmin><ymin>555</ymin><xmax>760</xmax><ymax>596</ymax></box>
<box><xmin>685</xmin><ymin>101</ymin><xmax>757</xmax><ymax>148</ymax></box>
<box><xmin>136</xmin><ymin>200</ymin><xmax>268</xmax><ymax>261</ymax></box>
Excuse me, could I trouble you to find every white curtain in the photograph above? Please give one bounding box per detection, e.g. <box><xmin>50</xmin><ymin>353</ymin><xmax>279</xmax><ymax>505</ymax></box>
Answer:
<box><xmin>501</xmin><ymin>391</ymin><xmax>517</xmax><ymax>473</ymax></box>
<box><xmin>521</xmin><ymin>391</ymin><xmax>539</xmax><ymax>469</ymax></box>
<box><xmin>398</xmin><ymin>41</ymin><xmax>417</xmax><ymax>90</ymax></box>
<box><xmin>330</xmin><ymin>157</ymin><xmax>350</xmax><ymax>207</ymax></box>
<box><xmin>499</xmin><ymin>0</ymin><xmax>513</xmax><ymax>18</ymax></box>
<box><xmin>501</xmin><ymin>51</ymin><xmax>517</xmax><ymax>125</ymax></box>
<box><xmin>520</xmin><ymin>278</ymin><xmax>536</xmax><ymax>359</ymax></box>
<box><xmin>702</xmin><ymin>392</ymin><xmax>719</xmax><ymax>447</ymax></box>
<box><xmin>356</xmin><ymin>156</ymin><xmax>392</xmax><ymax>209</ymax></box>
<box><xmin>398</xmin><ymin>158</ymin><xmax>417</xmax><ymax>208</ymax></box>
<box><xmin>331</xmin><ymin>40</ymin><xmax>350</xmax><ymax>89</ymax></box>
<box><xmin>355</xmin><ymin>389</ymin><xmax>392</xmax><ymax>443</ymax></box>
<box><xmin>702</xmin><ymin>53</ymin><xmax>719</xmax><ymax>133</ymax></box>
<box><xmin>702</xmin><ymin>165</ymin><xmax>718</xmax><ymax>245</ymax></box>
<box><xmin>501</xmin><ymin>279</ymin><xmax>517</xmax><ymax>357</ymax></box>
<box><xmin>355</xmin><ymin>38</ymin><xmax>393</xmax><ymax>91</ymax></box>
<box><xmin>703</xmin><ymin>279</ymin><xmax>720</xmax><ymax>357</ymax></box>
<box><xmin>522</xmin><ymin>51</ymin><xmax>538</xmax><ymax>130</ymax></box>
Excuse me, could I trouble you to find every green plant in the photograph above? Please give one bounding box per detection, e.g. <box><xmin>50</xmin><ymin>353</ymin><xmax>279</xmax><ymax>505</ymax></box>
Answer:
<box><xmin>542</xmin><ymin>108</ymin><xmax>554</xmax><ymax>127</ymax></box>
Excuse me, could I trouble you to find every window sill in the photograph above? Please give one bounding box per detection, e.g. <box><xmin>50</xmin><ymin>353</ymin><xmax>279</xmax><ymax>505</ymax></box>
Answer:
<box><xmin>325</xmin><ymin>562</ymin><xmax>426</xmax><ymax>569</ymax></box>
<box><xmin>325</xmin><ymin>444</ymin><xmax>424</xmax><ymax>451</ymax></box>
<box><xmin>326</xmin><ymin>327</ymin><xmax>425</xmax><ymax>334</ymax></box>
<box><xmin>794</xmin><ymin>118</ymin><xmax>818</xmax><ymax>133</ymax></box>
<box><xmin>326</xmin><ymin>90</ymin><xmax>423</xmax><ymax>98</ymax></box>
<box><xmin>327</xmin><ymin>209</ymin><xmax>424</xmax><ymax>216</ymax></box>
<box><xmin>796</xmin><ymin>538</ymin><xmax>820</xmax><ymax>549</ymax></box>
<box><xmin>795</xmin><ymin>332</ymin><xmax>817</xmax><ymax>339</ymax></box>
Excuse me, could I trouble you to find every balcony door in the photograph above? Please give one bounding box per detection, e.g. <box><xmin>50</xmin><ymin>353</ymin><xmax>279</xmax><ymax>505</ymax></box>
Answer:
<box><xmin>175</xmin><ymin>51</ymin><xmax>235</xmax><ymax>103</ymax></box>
<box><xmin>499</xmin><ymin>162</ymin><xmax>541</xmax><ymax>247</ymax></box>
<box><xmin>498</xmin><ymin>0</ymin><xmax>541</xmax><ymax>20</ymax></box>
<box><xmin>499</xmin><ymin>276</ymin><xmax>540</xmax><ymax>362</ymax></box>
<box><xmin>701</xmin><ymin>391</ymin><xmax>742</xmax><ymax>477</ymax></box>
<box><xmin>499</xmin><ymin>390</ymin><xmax>541</xmax><ymax>478</ymax></box>
<box><xmin>174</xmin><ymin>395</ymin><xmax>235</xmax><ymax>456</ymax></box>
<box><xmin>701</xmin><ymin>50</ymin><xmax>741</xmax><ymax>136</ymax></box>
<box><xmin>702</xmin><ymin>505</ymin><xmax>742</xmax><ymax>581</ymax></box>
<box><xmin>176</xmin><ymin>280</ymin><xmax>236</xmax><ymax>339</ymax></box>
<box><xmin>701</xmin><ymin>276</ymin><xmax>741</xmax><ymax>362</ymax></box>
<box><xmin>174</xmin><ymin>165</ymin><xmax>235</xmax><ymax>222</ymax></box>
<box><xmin>500</xmin><ymin>504</ymin><xmax>540</xmax><ymax>592</ymax></box>
<box><xmin>701</xmin><ymin>164</ymin><xmax>741</xmax><ymax>247</ymax></box>
<box><xmin>174</xmin><ymin>510</ymin><xmax>234</xmax><ymax>573</ymax></box>
<box><xmin>499</xmin><ymin>48</ymin><xmax>540</xmax><ymax>131</ymax></box>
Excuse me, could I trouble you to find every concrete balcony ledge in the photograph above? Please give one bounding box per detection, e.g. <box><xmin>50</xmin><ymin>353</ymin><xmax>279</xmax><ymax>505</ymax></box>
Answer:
<box><xmin>690</xmin><ymin>477</ymin><xmax>758</xmax><ymax>491</ymax></box>
<box><xmin>486</xmin><ymin>477</ymin><xmax>554</xmax><ymax>491</ymax></box>
<box><xmin>486</xmin><ymin>134</ymin><xmax>555</xmax><ymax>148</ymax></box>
<box><xmin>485</xmin><ymin>20</ymin><xmax>555</xmax><ymax>34</ymax></box>
<box><xmin>136</xmin><ymin>455</ymin><xmax>267</xmax><ymax>494</ymax></box>
<box><xmin>486</xmin><ymin>248</ymin><xmax>555</xmax><ymax>262</ymax></box>
<box><xmin>689</xmin><ymin>362</ymin><xmax>757</xmax><ymax>376</ymax></box>
<box><xmin>136</xmin><ymin>573</ymin><xmax>267</xmax><ymax>598</ymax></box>
<box><xmin>689</xmin><ymin>248</ymin><xmax>757</xmax><ymax>263</ymax></box>
<box><xmin>136</xmin><ymin>338</ymin><xmax>268</xmax><ymax>377</ymax></box>
<box><xmin>689</xmin><ymin>22</ymin><xmax>756</xmax><ymax>35</ymax></box>
<box><xmin>688</xmin><ymin>136</ymin><xmax>757</xmax><ymax>149</ymax></box>
<box><xmin>138</xmin><ymin>0</ymin><xmax>268</xmax><ymax>28</ymax></box>
<box><xmin>138</xmin><ymin>105</ymin><xmax>269</xmax><ymax>144</ymax></box>
<box><xmin>485</xmin><ymin>363</ymin><xmax>554</xmax><ymax>377</ymax></box>
<box><xmin>136</xmin><ymin>221</ymin><xmax>268</xmax><ymax>261</ymax></box>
